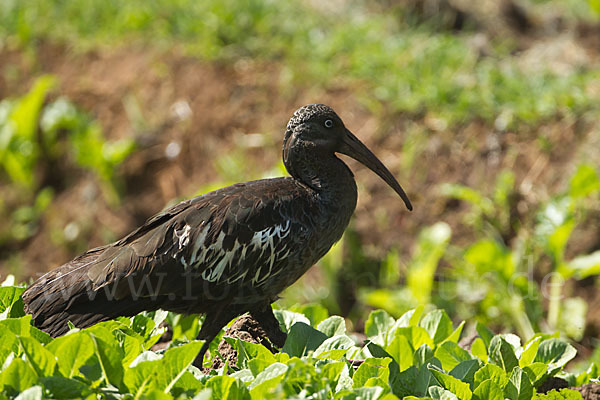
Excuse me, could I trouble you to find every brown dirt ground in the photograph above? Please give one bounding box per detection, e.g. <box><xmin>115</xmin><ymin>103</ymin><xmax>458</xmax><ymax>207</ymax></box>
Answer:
<box><xmin>1</xmin><ymin>40</ymin><xmax>599</xmax><ymax>371</ymax></box>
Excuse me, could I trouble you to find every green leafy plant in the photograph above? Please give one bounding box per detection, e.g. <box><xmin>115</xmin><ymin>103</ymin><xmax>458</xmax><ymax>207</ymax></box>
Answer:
<box><xmin>361</xmin><ymin>222</ymin><xmax>452</xmax><ymax>318</ymax></box>
<box><xmin>1</xmin><ymin>1</ymin><xmax>598</xmax><ymax>128</ymax></box>
<box><xmin>0</xmin><ymin>285</ymin><xmax>595</xmax><ymax>399</ymax></box>
<box><xmin>440</xmin><ymin>164</ymin><xmax>600</xmax><ymax>341</ymax></box>
<box><xmin>0</xmin><ymin>76</ymin><xmax>135</xmax><ymax>247</ymax></box>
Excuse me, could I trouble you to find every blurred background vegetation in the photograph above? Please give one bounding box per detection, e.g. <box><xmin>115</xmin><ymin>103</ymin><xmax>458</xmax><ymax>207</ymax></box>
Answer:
<box><xmin>1</xmin><ymin>0</ymin><xmax>599</xmax><ymax>370</ymax></box>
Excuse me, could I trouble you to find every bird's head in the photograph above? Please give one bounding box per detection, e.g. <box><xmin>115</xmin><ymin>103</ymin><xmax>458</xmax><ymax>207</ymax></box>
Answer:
<box><xmin>283</xmin><ymin>104</ymin><xmax>412</xmax><ymax>211</ymax></box>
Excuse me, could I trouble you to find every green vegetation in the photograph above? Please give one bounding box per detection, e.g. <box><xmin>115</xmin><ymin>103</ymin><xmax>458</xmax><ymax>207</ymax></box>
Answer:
<box><xmin>0</xmin><ymin>76</ymin><xmax>134</xmax><ymax>248</ymax></box>
<box><xmin>1</xmin><ymin>0</ymin><xmax>599</xmax><ymax>127</ymax></box>
<box><xmin>1</xmin><ymin>0</ymin><xmax>599</xmax><ymax>398</ymax></box>
<box><xmin>0</xmin><ymin>288</ymin><xmax>594</xmax><ymax>399</ymax></box>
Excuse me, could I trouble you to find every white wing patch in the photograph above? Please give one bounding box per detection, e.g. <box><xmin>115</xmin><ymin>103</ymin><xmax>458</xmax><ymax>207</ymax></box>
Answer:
<box><xmin>174</xmin><ymin>224</ymin><xmax>191</xmax><ymax>249</ymax></box>
<box><xmin>177</xmin><ymin>220</ymin><xmax>293</xmax><ymax>286</ymax></box>
<box><xmin>249</xmin><ymin>220</ymin><xmax>291</xmax><ymax>285</ymax></box>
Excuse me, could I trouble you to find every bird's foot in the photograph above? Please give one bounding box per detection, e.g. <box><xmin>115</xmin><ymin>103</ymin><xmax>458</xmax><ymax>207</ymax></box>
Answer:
<box><xmin>249</xmin><ymin>305</ymin><xmax>287</xmax><ymax>349</ymax></box>
<box><xmin>267</xmin><ymin>327</ymin><xmax>287</xmax><ymax>348</ymax></box>
<box><xmin>192</xmin><ymin>341</ymin><xmax>210</xmax><ymax>370</ymax></box>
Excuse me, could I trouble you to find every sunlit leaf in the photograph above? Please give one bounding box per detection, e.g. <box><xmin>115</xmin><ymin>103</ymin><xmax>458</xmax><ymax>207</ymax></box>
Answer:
<box><xmin>503</xmin><ymin>367</ymin><xmax>533</xmax><ymax>400</ymax></box>
<box><xmin>281</xmin><ymin>322</ymin><xmax>327</xmax><ymax>357</ymax></box>
<box><xmin>472</xmin><ymin>379</ymin><xmax>503</xmax><ymax>400</ymax></box>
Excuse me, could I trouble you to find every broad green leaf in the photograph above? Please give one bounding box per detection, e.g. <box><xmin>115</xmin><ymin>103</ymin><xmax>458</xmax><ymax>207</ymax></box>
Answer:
<box><xmin>391</xmin><ymin>359</ymin><xmax>440</xmax><ymax>398</ymax></box>
<box><xmin>472</xmin><ymin>379</ymin><xmax>503</xmax><ymax>400</ymax></box>
<box><xmin>170</xmin><ymin>314</ymin><xmax>201</xmax><ymax>341</ymax></box>
<box><xmin>534</xmin><ymin>339</ymin><xmax>576</xmax><ymax>374</ymax></box>
<box><xmin>397</xmin><ymin>306</ymin><xmax>424</xmax><ymax>328</ymax></box>
<box><xmin>435</xmin><ymin>342</ymin><xmax>472</xmax><ymax>371</ymax></box>
<box><xmin>428</xmin><ymin>385</ymin><xmax>460</xmax><ymax>400</ymax></box>
<box><xmin>281</xmin><ymin>357</ymin><xmax>319</xmax><ymax>393</ymax></box>
<box><xmin>274</xmin><ymin>310</ymin><xmax>310</xmax><ymax>332</ymax></box>
<box><xmin>0</xmin><ymin>358</ymin><xmax>37</xmax><ymax>395</ymax></box>
<box><xmin>523</xmin><ymin>362</ymin><xmax>547</xmax><ymax>385</ymax></box>
<box><xmin>124</xmin><ymin>359</ymin><xmax>159</xmax><ymax>396</ymax></box>
<box><xmin>206</xmin><ymin>375</ymin><xmax>250</xmax><ymax>400</ymax></box>
<box><xmin>231</xmin><ymin>368</ymin><xmax>254</xmax><ymax>384</ymax></box>
<box><xmin>569</xmin><ymin>164</ymin><xmax>600</xmax><ymax>199</ymax></box>
<box><xmin>395</xmin><ymin>326</ymin><xmax>434</xmax><ymax>350</ymax></box>
<box><xmin>14</xmin><ymin>385</ymin><xmax>43</xmax><ymax>400</ymax></box>
<box><xmin>386</xmin><ymin>332</ymin><xmax>414</xmax><ymax>371</ymax></box>
<box><xmin>19</xmin><ymin>336</ymin><xmax>56</xmax><ymax>376</ymax></box>
<box><xmin>417</xmin><ymin>360</ymin><xmax>442</xmax><ymax>396</ymax></box>
<box><xmin>321</xmin><ymin>361</ymin><xmax>346</xmax><ymax>384</ymax></box>
<box><xmin>445</xmin><ymin>321</ymin><xmax>465</xmax><ymax>344</ymax></box>
<box><xmin>559</xmin><ymin>297</ymin><xmax>587</xmax><ymax>342</ymax></box>
<box><xmin>281</xmin><ymin>322</ymin><xmax>327</xmax><ymax>357</ymax></box>
<box><xmin>471</xmin><ymin>338</ymin><xmax>488</xmax><ymax>363</ymax></box>
<box><xmin>247</xmin><ymin>355</ymin><xmax>275</xmax><ymax>378</ymax></box>
<box><xmin>414</xmin><ymin>344</ymin><xmax>435</xmax><ymax>369</ymax></box>
<box><xmin>169</xmin><ymin>370</ymin><xmax>203</xmax><ymax>398</ymax></box>
<box><xmin>138</xmin><ymin>388</ymin><xmax>172</xmax><ymax>400</ymax></box>
<box><xmin>314</xmin><ymin>335</ymin><xmax>354</xmax><ymax>360</ymax></box>
<box><xmin>248</xmin><ymin>362</ymin><xmax>287</xmax><ymax>397</ymax></box>
<box><xmin>519</xmin><ymin>337</ymin><xmax>541</xmax><ymax>367</ymax></box>
<box><xmin>504</xmin><ymin>367</ymin><xmax>533</xmax><ymax>400</ymax></box>
<box><xmin>420</xmin><ymin>310</ymin><xmax>453</xmax><ymax>345</ymax></box>
<box><xmin>230</xmin><ymin>338</ymin><xmax>276</xmax><ymax>369</ymax></box>
<box><xmin>501</xmin><ymin>334</ymin><xmax>522</xmax><ymax>351</ymax></box>
<box><xmin>407</xmin><ymin>222</ymin><xmax>451</xmax><ymax>305</ymax></box>
<box><xmin>488</xmin><ymin>336</ymin><xmax>519</xmax><ymax>372</ymax></box>
<box><xmin>39</xmin><ymin>376</ymin><xmax>93</xmax><ymax>399</ymax></box>
<box><xmin>117</xmin><ymin>332</ymin><xmax>145</xmax><ymax>367</ymax></box>
<box><xmin>450</xmin><ymin>360</ymin><xmax>481</xmax><ymax>388</ymax></box>
<box><xmin>473</xmin><ymin>364</ymin><xmax>509</xmax><ymax>388</ymax></box>
<box><xmin>536</xmin><ymin>388</ymin><xmax>586</xmax><ymax>399</ymax></box>
<box><xmin>91</xmin><ymin>334</ymin><xmax>124</xmax><ymax>389</ymax></box>
<box><xmin>0</xmin><ymin>315</ymin><xmax>33</xmax><ymax>336</ymax></box>
<box><xmin>334</xmin><ymin>386</ymin><xmax>385</xmax><ymax>400</ymax></box>
<box><xmin>153</xmin><ymin>341</ymin><xmax>203</xmax><ymax>393</ymax></box>
<box><xmin>46</xmin><ymin>332</ymin><xmax>94</xmax><ymax>378</ymax></box>
<box><xmin>0</xmin><ymin>287</ymin><xmax>25</xmax><ymax>314</ymax></box>
<box><xmin>476</xmin><ymin>323</ymin><xmax>494</xmax><ymax>349</ymax></box>
<box><xmin>289</xmin><ymin>303</ymin><xmax>328</xmax><ymax>327</ymax></box>
<box><xmin>566</xmin><ymin>251</ymin><xmax>600</xmax><ymax>279</ymax></box>
<box><xmin>378</xmin><ymin>393</ymin><xmax>402</xmax><ymax>400</ymax></box>
<box><xmin>0</xmin><ymin>326</ymin><xmax>19</xmax><ymax>362</ymax></box>
<box><xmin>131</xmin><ymin>314</ymin><xmax>156</xmax><ymax>338</ymax></box>
<box><xmin>391</xmin><ymin>365</ymin><xmax>418</xmax><ymax>398</ymax></box>
<box><xmin>352</xmin><ymin>358</ymin><xmax>391</xmax><ymax>388</ymax></box>
<box><xmin>365</xmin><ymin>309</ymin><xmax>395</xmax><ymax>345</ymax></box>
<box><xmin>364</xmin><ymin>376</ymin><xmax>389</xmax><ymax>390</ymax></box>
<box><xmin>317</xmin><ymin>316</ymin><xmax>346</xmax><ymax>337</ymax></box>
<box><xmin>429</xmin><ymin>365</ymin><xmax>473</xmax><ymax>400</ymax></box>
<box><xmin>465</xmin><ymin>240</ymin><xmax>514</xmax><ymax>279</ymax></box>
<box><xmin>123</xmin><ymin>351</ymin><xmax>162</xmax><ymax>396</ymax></box>
<box><xmin>29</xmin><ymin>327</ymin><xmax>52</xmax><ymax>345</ymax></box>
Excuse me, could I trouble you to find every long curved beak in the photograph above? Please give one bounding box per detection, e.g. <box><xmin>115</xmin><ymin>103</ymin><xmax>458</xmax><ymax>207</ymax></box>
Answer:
<box><xmin>338</xmin><ymin>129</ymin><xmax>412</xmax><ymax>211</ymax></box>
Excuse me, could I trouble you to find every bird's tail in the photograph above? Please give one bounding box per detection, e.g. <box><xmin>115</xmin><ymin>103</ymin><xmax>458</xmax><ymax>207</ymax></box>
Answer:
<box><xmin>22</xmin><ymin>246</ymin><xmax>152</xmax><ymax>337</ymax></box>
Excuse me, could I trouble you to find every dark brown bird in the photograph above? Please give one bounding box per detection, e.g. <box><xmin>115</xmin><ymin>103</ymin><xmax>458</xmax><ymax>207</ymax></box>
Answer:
<box><xmin>22</xmin><ymin>104</ymin><xmax>412</xmax><ymax>365</ymax></box>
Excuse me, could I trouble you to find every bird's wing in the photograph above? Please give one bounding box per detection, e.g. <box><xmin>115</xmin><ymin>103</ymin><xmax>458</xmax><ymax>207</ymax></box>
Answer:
<box><xmin>77</xmin><ymin>179</ymin><xmax>312</xmax><ymax>290</ymax></box>
<box><xmin>180</xmin><ymin>178</ymin><xmax>315</xmax><ymax>287</ymax></box>
<box><xmin>22</xmin><ymin>178</ymin><xmax>315</xmax><ymax>332</ymax></box>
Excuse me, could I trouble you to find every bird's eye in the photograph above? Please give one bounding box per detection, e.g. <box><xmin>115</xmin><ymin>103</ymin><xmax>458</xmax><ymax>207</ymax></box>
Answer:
<box><xmin>324</xmin><ymin>119</ymin><xmax>334</xmax><ymax>128</ymax></box>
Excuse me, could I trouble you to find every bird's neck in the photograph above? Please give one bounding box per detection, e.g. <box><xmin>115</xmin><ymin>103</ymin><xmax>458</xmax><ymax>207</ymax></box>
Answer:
<box><xmin>288</xmin><ymin>151</ymin><xmax>358</xmax><ymax>209</ymax></box>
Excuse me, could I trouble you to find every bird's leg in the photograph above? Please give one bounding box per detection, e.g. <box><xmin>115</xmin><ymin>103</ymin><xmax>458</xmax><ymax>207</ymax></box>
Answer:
<box><xmin>193</xmin><ymin>308</ymin><xmax>237</xmax><ymax>369</ymax></box>
<box><xmin>249</xmin><ymin>304</ymin><xmax>287</xmax><ymax>348</ymax></box>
